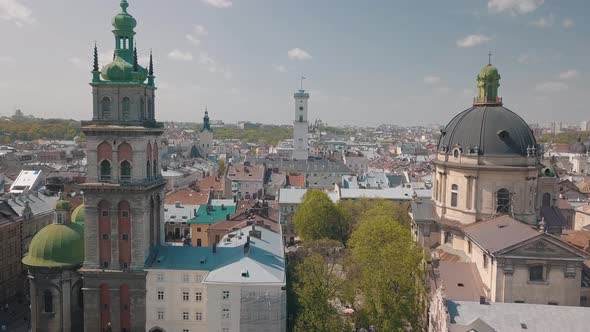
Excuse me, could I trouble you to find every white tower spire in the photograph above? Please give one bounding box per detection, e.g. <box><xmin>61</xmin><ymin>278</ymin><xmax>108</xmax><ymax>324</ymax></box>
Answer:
<box><xmin>293</xmin><ymin>80</ymin><xmax>310</xmax><ymax>161</ymax></box>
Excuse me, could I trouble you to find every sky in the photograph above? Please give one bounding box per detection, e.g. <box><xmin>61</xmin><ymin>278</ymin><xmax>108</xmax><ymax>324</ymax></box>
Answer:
<box><xmin>0</xmin><ymin>0</ymin><xmax>588</xmax><ymax>126</ymax></box>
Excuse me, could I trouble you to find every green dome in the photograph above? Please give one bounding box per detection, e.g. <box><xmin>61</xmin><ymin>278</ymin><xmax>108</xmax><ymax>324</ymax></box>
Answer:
<box><xmin>100</xmin><ymin>56</ymin><xmax>148</xmax><ymax>82</ymax></box>
<box><xmin>55</xmin><ymin>199</ymin><xmax>71</xmax><ymax>211</ymax></box>
<box><xmin>22</xmin><ymin>222</ymin><xmax>84</xmax><ymax>268</ymax></box>
<box><xmin>71</xmin><ymin>204</ymin><xmax>85</xmax><ymax>224</ymax></box>
<box><xmin>479</xmin><ymin>64</ymin><xmax>500</xmax><ymax>78</ymax></box>
<box><xmin>112</xmin><ymin>0</ymin><xmax>136</xmax><ymax>31</ymax></box>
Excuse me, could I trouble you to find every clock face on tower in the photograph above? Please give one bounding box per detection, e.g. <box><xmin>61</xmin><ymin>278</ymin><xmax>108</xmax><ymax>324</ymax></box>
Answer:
<box><xmin>299</xmin><ymin>106</ymin><xmax>304</xmax><ymax>111</ymax></box>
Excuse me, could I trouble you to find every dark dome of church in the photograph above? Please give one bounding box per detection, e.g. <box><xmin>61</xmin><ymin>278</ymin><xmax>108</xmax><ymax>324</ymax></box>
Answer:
<box><xmin>570</xmin><ymin>138</ymin><xmax>588</xmax><ymax>154</ymax></box>
<box><xmin>438</xmin><ymin>105</ymin><xmax>536</xmax><ymax>156</ymax></box>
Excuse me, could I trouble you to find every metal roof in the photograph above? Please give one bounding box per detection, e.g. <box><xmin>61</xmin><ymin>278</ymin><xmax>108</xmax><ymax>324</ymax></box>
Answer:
<box><xmin>463</xmin><ymin>215</ymin><xmax>539</xmax><ymax>254</ymax></box>
<box><xmin>448</xmin><ymin>300</ymin><xmax>590</xmax><ymax>332</ymax></box>
<box><xmin>438</xmin><ymin>105</ymin><xmax>536</xmax><ymax>156</ymax></box>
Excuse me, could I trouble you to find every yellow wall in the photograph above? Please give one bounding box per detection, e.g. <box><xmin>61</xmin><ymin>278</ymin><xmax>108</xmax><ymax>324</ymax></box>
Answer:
<box><xmin>190</xmin><ymin>224</ymin><xmax>210</xmax><ymax>247</ymax></box>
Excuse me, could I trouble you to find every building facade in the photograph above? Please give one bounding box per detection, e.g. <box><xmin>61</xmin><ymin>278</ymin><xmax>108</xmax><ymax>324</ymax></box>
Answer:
<box><xmin>78</xmin><ymin>1</ymin><xmax>165</xmax><ymax>331</ymax></box>
<box><xmin>413</xmin><ymin>61</ymin><xmax>588</xmax><ymax>310</ymax></box>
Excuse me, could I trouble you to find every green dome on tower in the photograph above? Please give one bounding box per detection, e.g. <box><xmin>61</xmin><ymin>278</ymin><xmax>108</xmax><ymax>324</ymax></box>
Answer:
<box><xmin>112</xmin><ymin>0</ymin><xmax>137</xmax><ymax>31</ymax></box>
<box><xmin>479</xmin><ymin>64</ymin><xmax>500</xmax><ymax>78</ymax></box>
<box><xmin>71</xmin><ymin>204</ymin><xmax>86</xmax><ymax>224</ymax></box>
<box><xmin>55</xmin><ymin>198</ymin><xmax>71</xmax><ymax>211</ymax></box>
<box><xmin>22</xmin><ymin>222</ymin><xmax>84</xmax><ymax>268</ymax></box>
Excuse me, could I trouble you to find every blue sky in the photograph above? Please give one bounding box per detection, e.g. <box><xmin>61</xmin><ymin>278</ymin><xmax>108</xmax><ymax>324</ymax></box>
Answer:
<box><xmin>0</xmin><ymin>0</ymin><xmax>588</xmax><ymax>126</ymax></box>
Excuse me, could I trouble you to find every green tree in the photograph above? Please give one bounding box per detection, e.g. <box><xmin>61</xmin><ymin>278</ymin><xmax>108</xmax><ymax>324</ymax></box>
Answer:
<box><xmin>347</xmin><ymin>205</ymin><xmax>426</xmax><ymax>331</ymax></box>
<box><xmin>294</xmin><ymin>252</ymin><xmax>344</xmax><ymax>332</ymax></box>
<box><xmin>293</xmin><ymin>190</ymin><xmax>347</xmax><ymax>242</ymax></box>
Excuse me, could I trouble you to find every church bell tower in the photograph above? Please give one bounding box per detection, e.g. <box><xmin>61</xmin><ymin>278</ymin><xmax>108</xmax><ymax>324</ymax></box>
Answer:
<box><xmin>79</xmin><ymin>1</ymin><xmax>165</xmax><ymax>331</ymax></box>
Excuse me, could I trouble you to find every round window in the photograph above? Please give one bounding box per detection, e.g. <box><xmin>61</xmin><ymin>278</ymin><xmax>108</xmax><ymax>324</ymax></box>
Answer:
<box><xmin>453</xmin><ymin>149</ymin><xmax>460</xmax><ymax>158</ymax></box>
<box><xmin>299</xmin><ymin>106</ymin><xmax>304</xmax><ymax>111</ymax></box>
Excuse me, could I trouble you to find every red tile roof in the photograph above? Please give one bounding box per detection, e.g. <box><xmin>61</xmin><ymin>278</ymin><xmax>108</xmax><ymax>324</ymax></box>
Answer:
<box><xmin>164</xmin><ymin>189</ymin><xmax>210</xmax><ymax>205</ymax></box>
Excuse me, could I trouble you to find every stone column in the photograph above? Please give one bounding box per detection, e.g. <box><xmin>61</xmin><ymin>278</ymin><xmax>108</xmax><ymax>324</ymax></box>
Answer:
<box><xmin>471</xmin><ymin>177</ymin><xmax>478</xmax><ymax>214</ymax></box>
<box><xmin>62</xmin><ymin>272</ymin><xmax>71</xmax><ymax>332</ymax></box>
<box><xmin>84</xmin><ymin>206</ymin><xmax>100</xmax><ymax>269</ymax></box>
<box><xmin>111</xmin><ymin>206</ymin><xmax>119</xmax><ymax>269</ymax></box>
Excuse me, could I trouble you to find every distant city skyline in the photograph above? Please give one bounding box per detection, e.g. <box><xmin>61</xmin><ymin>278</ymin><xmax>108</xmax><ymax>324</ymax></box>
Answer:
<box><xmin>0</xmin><ymin>0</ymin><xmax>589</xmax><ymax>126</ymax></box>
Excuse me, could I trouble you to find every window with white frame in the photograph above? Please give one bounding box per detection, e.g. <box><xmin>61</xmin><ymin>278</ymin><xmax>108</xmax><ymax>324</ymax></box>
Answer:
<box><xmin>182</xmin><ymin>311</ymin><xmax>189</xmax><ymax>320</ymax></box>
<box><xmin>195</xmin><ymin>292</ymin><xmax>202</xmax><ymax>302</ymax></box>
<box><xmin>195</xmin><ymin>275</ymin><xmax>203</xmax><ymax>283</ymax></box>
<box><xmin>183</xmin><ymin>274</ymin><xmax>189</xmax><ymax>283</ymax></box>
<box><xmin>195</xmin><ymin>312</ymin><xmax>202</xmax><ymax>321</ymax></box>
<box><xmin>222</xmin><ymin>290</ymin><xmax>230</xmax><ymax>300</ymax></box>
<box><xmin>157</xmin><ymin>310</ymin><xmax>164</xmax><ymax>320</ymax></box>
<box><xmin>157</xmin><ymin>290</ymin><xmax>164</xmax><ymax>300</ymax></box>
<box><xmin>156</xmin><ymin>274</ymin><xmax>164</xmax><ymax>282</ymax></box>
<box><xmin>222</xmin><ymin>308</ymin><xmax>230</xmax><ymax>319</ymax></box>
<box><xmin>182</xmin><ymin>291</ymin><xmax>189</xmax><ymax>301</ymax></box>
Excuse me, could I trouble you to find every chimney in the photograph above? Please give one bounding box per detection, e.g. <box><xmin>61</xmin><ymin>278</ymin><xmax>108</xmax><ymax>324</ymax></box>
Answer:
<box><xmin>212</xmin><ymin>243</ymin><xmax>217</xmax><ymax>253</ymax></box>
<box><xmin>226</xmin><ymin>213</ymin><xmax>230</xmax><ymax>221</ymax></box>
<box><xmin>479</xmin><ymin>296</ymin><xmax>486</xmax><ymax>305</ymax></box>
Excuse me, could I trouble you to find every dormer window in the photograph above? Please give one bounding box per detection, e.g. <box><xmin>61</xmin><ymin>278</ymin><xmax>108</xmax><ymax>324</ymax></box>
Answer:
<box><xmin>56</xmin><ymin>213</ymin><xmax>64</xmax><ymax>224</ymax></box>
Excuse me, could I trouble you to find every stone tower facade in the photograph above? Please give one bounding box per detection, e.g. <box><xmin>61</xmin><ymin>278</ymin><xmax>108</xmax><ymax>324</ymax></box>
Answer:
<box><xmin>293</xmin><ymin>90</ymin><xmax>310</xmax><ymax>160</ymax></box>
<box><xmin>199</xmin><ymin>110</ymin><xmax>213</xmax><ymax>156</ymax></box>
<box><xmin>79</xmin><ymin>1</ymin><xmax>165</xmax><ymax>331</ymax></box>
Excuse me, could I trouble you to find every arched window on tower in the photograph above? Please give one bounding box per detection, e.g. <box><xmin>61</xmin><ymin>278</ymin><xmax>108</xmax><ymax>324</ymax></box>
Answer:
<box><xmin>100</xmin><ymin>160</ymin><xmax>111</xmax><ymax>182</ymax></box>
<box><xmin>43</xmin><ymin>290</ymin><xmax>53</xmax><ymax>313</ymax></box>
<box><xmin>497</xmin><ymin>188</ymin><xmax>511</xmax><ymax>214</ymax></box>
<box><xmin>451</xmin><ymin>184</ymin><xmax>458</xmax><ymax>208</ymax></box>
<box><xmin>120</xmin><ymin>160</ymin><xmax>131</xmax><ymax>182</ymax></box>
<box><xmin>101</xmin><ymin>97</ymin><xmax>112</xmax><ymax>119</ymax></box>
<box><xmin>122</xmin><ymin>97</ymin><xmax>131</xmax><ymax>120</ymax></box>
<box><xmin>299</xmin><ymin>115</ymin><xmax>303</xmax><ymax>122</ymax></box>
<box><xmin>153</xmin><ymin>161</ymin><xmax>158</xmax><ymax>179</ymax></box>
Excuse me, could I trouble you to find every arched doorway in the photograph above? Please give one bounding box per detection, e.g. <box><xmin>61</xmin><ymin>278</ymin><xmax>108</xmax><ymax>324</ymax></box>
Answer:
<box><xmin>148</xmin><ymin>327</ymin><xmax>165</xmax><ymax>332</ymax></box>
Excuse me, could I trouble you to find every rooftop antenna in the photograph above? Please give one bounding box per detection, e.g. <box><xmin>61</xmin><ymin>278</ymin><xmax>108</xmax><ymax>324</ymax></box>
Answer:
<box><xmin>300</xmin><ymin>76</ymin><xmax>306</xmax><ymax>91</ymax></box>
<box><xmin>488</xmin><ymin>51</ymin><xmax>492</xmax><ymax>65</ymax></box>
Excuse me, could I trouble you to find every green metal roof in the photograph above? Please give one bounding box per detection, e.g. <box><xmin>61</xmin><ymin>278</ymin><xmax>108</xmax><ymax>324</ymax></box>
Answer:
<box><xmin>189</xmin><ymin>205</ymin><xmax>236</xmax><ymax>225</ymax></box>
<box><xmin>22</xmin><ymin>222</ymin><xmax>84</xmax><ymax>268</ymax></box>
<box><xmin>71</xmin><ymin>204</ymin><xmax>85</xmax><ymax>224</ymax></box>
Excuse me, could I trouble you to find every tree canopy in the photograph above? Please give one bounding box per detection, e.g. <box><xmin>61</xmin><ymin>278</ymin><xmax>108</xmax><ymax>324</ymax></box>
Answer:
<box><xmin>289</xmin><ymin>198</ymin><xmax>426</xmax><ymax>331</ymax></box>
<box><xmin>0</xmin><ymin>118</ymin><xmax>81</xmax><ymax>143</ymax></box>
<box><xmin>347</xmin><ymin>204</ymin><xmax>426</xmax><ymax>331</ymax></box>
<box><xmin>293</xmin><ymin>190</ymin><xmax>348</xmax><ymax>243</ymax></box>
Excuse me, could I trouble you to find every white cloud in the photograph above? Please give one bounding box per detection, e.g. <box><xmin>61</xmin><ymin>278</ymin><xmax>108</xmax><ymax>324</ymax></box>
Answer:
<box><xmin>68</xmin><ymin>57</ymin><xmax>86</xmax><ymax>69</ymax></box>
<box><xmin>288</xmin><ymin>48</ymin><xmax>312</xmax><ymax>60</ymax></box>
<box><xmin>535</xmin><ymin>81</ymin><xmax>568</xmax><ymax>93</ymax></box>
<box><xmin>186</xmin><ymin>25</ymin><xmax>207</xmax><ymax>46</ymax></box>
<box><xmin>193</xmin><ymin>25</ymin><xmax>208</xmax><ymax>36</ymax></box>
<box><xmin>488</xmin><ymin>0</ymin><xmax>544</xmax><ymax>15</ymax></box>
<box><xmin>559</xmin><ymin>69</ymin><xmax>579</xmax><ymax>80</ymax></box>
<box><xmin>530</xmin><ymin>14</ymin><xmax>554</xmax><ymax>28</ymax></box>
<box><xmin>424</xmin><ymin>76</ymin><xmax>441</xmax><ymax>84</ymax></box>
<box><xmin>563</xmin><ymin>18</ymin><xmax>574</xmax><ymax>28</ymax></box>
<box><xmin>200</xmin><ymin>0</ymin><xmax>232</xmax><ymax>8</ymax></box>
<box><xmin>186</xmin><ymin>34</ymin><xmax>201</xmax><ymax>46</ymax></box>
<box><xmin>0</xmin><ymin>0</ymin><xmax>35</xmax><ymax>26</ymax></box>
<box><xmin>198</xmin><ymin>52</ymin><xmax>232</xmax><ymax>78</ymax></box>
<box><xmin>517</xmin><ymin>53</ymin><xmax>542</xmax><ymax>65</ymax></box>
<box><xmin>273</xmin><ymin>64</ymin><xmax>287</xmax><ymax>73</ymax></box>
<box><xmin>456</xmin><ymin>34</ymin><xmax>492</xmax><ymax>48</ymax></box>
<box><xmin>168</xmin><ymin>49</ymin><xmax>194</xmax><ymax>61</ymax></box>
<box><xmin>0</xmin><ymin>55</ymin><xmax>14</xmax><ymax>62</ymax></box>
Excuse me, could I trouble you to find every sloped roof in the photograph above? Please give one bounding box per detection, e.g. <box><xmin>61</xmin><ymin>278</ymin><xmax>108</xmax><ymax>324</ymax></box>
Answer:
<box><xmin>164</xmin><ymin>189</ymin><xmax>210</xmax><ymax>206</ymax></box>
<box><xmin>448</xmin><ymin>301</ymin><xmax>590</xmax><ymax>332</ymax></box>
<box><xmin>463</xmin><ymin>215</ymin><xmax>539</xmax><ymax>254</ymax></box>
